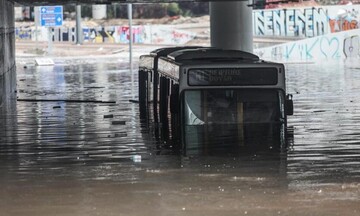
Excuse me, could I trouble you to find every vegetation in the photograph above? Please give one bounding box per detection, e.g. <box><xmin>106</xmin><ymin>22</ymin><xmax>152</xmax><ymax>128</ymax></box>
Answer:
<box><xmin>63</xmin><ymin>3</ymin><xmax>209</xmax><ymax>20</ymax></box>
<box><xmin>38</xmin><ymin>1</ymin><xmax>347</xmax><ymax>21</ymax></box>
<box><xmin>252</xmin><ymin>0</ymin><xmax>350</xmax><ymax>9</ymax></box>
<box><xmin>114</xmin><ymin>3</ymin><xmax>209</xmax><ymax>19</ymax></box>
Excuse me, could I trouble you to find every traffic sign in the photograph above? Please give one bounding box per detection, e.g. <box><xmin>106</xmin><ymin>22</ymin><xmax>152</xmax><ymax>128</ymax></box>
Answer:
<box><xmin>40</xmin><ymin>6</ymin><xmax>63</xmax><ymax>27</ymax></box>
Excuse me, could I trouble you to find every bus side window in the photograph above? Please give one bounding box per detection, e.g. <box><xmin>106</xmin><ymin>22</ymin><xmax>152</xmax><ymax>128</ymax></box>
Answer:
<box><xmin>139</xmin><ymin>69</ymin><xmax>148</xmax><ymax>119</ymax></box>
<box><xmin>170</xmin><ymin>84</ymin><xmax>179</xmax><ymax>114</ymax></box>
<box><xmin>159</xmin><ymin>77</ymin><xmax>169</xmax><ymax>123</ymax></box>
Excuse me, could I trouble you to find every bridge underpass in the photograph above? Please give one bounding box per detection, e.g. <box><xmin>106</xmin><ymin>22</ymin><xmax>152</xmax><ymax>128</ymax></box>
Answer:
<box><xmin>1</xmin><ymin>1</ymin><xmax>360</xmax><ymax>215</ymax></box>
<box><xmin>2</xmin><ymin>0</ymin><xmax>253</xmax><ymax>107</ymax></box>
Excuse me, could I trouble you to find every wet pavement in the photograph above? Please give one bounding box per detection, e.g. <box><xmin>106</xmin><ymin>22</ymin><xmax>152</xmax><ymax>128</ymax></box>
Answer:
<box><xmin>1</xmin><ymin>56</ymin><xmax>360</xmax><ymax>216</ymax></box>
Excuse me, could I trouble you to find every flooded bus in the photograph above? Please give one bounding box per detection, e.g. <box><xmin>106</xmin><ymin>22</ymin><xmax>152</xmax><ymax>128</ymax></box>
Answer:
<box><xmin>139</xmin><ymin>48</ymin><xmax>293</xmax><ymax>155</ymax></box>
<box><xmin>138</xmin><ymin>46</ymin><xmax>202</xmax><ymax>142</ymax></box>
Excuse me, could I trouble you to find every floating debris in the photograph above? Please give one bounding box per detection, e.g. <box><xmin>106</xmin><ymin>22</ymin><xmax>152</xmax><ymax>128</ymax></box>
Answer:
<box><xmin>112</xmin><ymin>121</ymin><xmax>126</xmax><ymax>125</ymax></box>
<box><xmin>103</xmin><ymin>114</ymin><xmax>114</xmax><ymax>118</ymax></box>
<box><xmin>129</xmin><ymin>99</ymin><xmax>139</xmax><ymax>103</ymax></box>
<box><xmin>115</xmin><ymin>132</ymin><xmax>127</xmax><ymax>137</ymax></box>
<box><xmin>132</xmin><ymin>155</ymin><xmax>141</xmax><ymax>162</ymax></box>
<box><xmin>17</xmin><ymin>98</ymin><xmax>116</xmax><ymax>104</ymax></box>
<box><xmin>84</xmin><ymin>86</ymin><xmax>105</xmax><ymax>89</ymax></box>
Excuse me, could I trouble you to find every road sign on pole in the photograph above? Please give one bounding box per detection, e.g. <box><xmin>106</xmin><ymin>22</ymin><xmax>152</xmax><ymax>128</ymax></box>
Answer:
<box><xmin>40</xmin><ymin>6</ymin><xmax>63</xmax><ymax>27</ymax></box>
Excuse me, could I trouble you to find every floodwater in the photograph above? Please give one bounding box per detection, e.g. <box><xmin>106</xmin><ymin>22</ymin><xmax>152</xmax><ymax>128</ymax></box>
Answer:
<box><xmin>1</xmin><ymin>57</ymin><xmax>360</xmax><ymax>216</ymax></box>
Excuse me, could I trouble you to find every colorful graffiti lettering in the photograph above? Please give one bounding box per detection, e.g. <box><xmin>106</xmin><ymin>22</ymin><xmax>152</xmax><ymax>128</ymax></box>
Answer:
<box><xmin>320</xmin><ymin>37</ymin><xmax>340</xmax><ymax>58</ymax></box>
<box><xmin>254</xmin><ymin>5</ymin><xmax>360</xmax><ymax>37</ymax></box>
<box><xmin>83</xmin><ymin>27</ymin><xmax>116</xmax><ymax>43</ymax></box>
<box><xmin>171</xmin><ymin>30</ymin><xmax>193</xmax><ymax>44</ymax></box>
<box><xmin>15</xmin><ymin>28</ymin><xmax>32</xmax><ymax>40</ymax></box>
<box><xmin>15</xmin><ymin>25</ymin><xmax>196</xmax><ymax>45</ymax></box>
<box><xmin>253</xmin><ymin>8</ymin><xmax>329</xmax><ymax>37</ymax></box>
<box><xmin>330</xmin><ymin>19</ymin><xmax>359</xmax><ymax>32</ymax></box>
<box><xmin>119</xmin><ymin>26</ymin><xmax>146</xmax><ymax>43</ymax></box>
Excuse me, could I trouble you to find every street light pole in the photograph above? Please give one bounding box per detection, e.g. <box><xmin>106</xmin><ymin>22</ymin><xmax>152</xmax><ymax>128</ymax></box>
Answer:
<box><xmin>76</xmin><ymin>4</ymin><xmax>82</xmax><ymax>45</ymax></box>
<box><xmin>128</xmin><ymin>4</ymin><xmax>134</xmax><ymax>99</ymax></box>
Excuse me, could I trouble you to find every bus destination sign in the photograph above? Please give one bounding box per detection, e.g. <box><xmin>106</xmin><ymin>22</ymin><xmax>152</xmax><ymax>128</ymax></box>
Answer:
<box><xmin>188</xmin><ymin>68</ymin><xmax>278</xmax><ymax>86</ymax></box>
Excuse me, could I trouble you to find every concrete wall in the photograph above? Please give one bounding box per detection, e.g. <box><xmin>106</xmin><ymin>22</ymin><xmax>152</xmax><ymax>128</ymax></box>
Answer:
<box><xmin>0</xmin><ymin>0</ymin><xmax>16</xmax><ymax>108</ymax></box>
<box><xmin>254</xmin><ymin>29</ymin><xmax>360</xmax><ymax>61</ymax></box>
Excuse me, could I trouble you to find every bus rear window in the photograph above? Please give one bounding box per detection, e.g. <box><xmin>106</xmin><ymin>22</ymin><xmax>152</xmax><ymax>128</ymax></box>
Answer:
<box><xmin>188</xmin><ymin>68</ymin><xmax>278</xmax><ymax>86</ymax></box>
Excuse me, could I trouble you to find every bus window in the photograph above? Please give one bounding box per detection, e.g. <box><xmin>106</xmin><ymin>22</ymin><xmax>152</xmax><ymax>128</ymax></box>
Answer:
<box><xmin>182</xmin><ymin>89</ymin><xmax>284</xmax><ymax>154</ymax></box>
<box><xmin>184</xmin><ymin>91</ymin><xmax>205</xmax><ymax>125</ymax></box>
<box><xmin>203</xmin><ymin>90</ymin><xmax>237</xmax><ymax>124</ymax></box>
<box><xmin>183</xmin><ymin>89</ymin><xmax>282</xmax><ymax>126</ymax></box>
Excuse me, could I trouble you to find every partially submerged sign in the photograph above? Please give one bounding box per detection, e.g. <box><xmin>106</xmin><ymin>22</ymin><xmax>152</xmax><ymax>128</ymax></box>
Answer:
<box><xmin>35</xmin><ymin>58</ymin><xmax>54</xmax><ymax>66</ymax></box>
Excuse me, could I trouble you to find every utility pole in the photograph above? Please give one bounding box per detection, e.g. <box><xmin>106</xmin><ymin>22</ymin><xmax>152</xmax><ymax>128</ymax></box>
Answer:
<box><xmin>128</xmin><ymin>4</ymin><xmax>134</xmax><ymax>99</ymax></box>
<box><xmin>76</xmin><ymin>4</ymin><xmax>82</xmax><ymax>45</ymax></box>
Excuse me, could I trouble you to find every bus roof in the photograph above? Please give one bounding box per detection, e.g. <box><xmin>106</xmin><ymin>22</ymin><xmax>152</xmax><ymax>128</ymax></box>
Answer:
<box><xmin>139</xmin><ymin>46</ymin><xmax>206</xmax><ymax>70</ymax></box>
<box><xmin>150</xmin><ymin>46</ymin><xmax>204</xmax><ymax>57</ymax></box>
<box><xmin>167</xmin><ymin>48</ymin><xmax>260</xmax><ymax>62</ymax></box>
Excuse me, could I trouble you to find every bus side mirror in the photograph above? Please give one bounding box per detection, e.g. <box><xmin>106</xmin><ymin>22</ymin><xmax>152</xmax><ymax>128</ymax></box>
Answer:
<box><xmin>285</xmin><ymin>94</ymin><xmax>293</xmax><ymax>116</ymax></box>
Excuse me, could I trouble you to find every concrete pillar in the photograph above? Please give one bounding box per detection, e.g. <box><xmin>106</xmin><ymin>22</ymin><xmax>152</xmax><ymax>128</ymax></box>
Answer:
<box><xmin>210</xmin><ymin>1</ymin><xmax>253</xmax><ymax>53</ymax></box>
<box><xmin>0</xmin><ymin>0</ymin><xmax>17</xmax><ymax>141</ymax></box>
<box><xmin>0</xmin><ymin>0</ymin><xmax>16</xmax><ymax>108</ymax></box>
<box><xmin>0</xmin><ymin>0</ymin><xmax>4</xmax><ymax>107</ymax></box>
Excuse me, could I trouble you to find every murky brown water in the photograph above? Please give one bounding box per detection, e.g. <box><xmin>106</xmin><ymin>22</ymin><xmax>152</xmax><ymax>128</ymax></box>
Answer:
<box><xmin>1</xmin><ymin>58</ymin><xmax>359</xmax><ymax>215</ymax></box>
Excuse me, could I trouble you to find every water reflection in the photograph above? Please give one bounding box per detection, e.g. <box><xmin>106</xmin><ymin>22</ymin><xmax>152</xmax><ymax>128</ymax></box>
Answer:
<box><xmin>2</xmin><ymin>61</ymin><xmax>146</xmax><ymax>165</ymax></box>
<box><xmin>140</xmin><ymin>98</ymin><xmax>293</xmax><ymax>157</ymax></box>
<box><xmin>286</xmin><ymin>61</ymin><xmax>360</xmax><ymax>186</ymax></box>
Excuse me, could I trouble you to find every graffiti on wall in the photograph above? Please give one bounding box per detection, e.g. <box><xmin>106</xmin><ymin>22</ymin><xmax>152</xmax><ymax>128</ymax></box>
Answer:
<box><xmin>51</xmin><ymin>27</ymin><xmax>76</xmax><ymax>42</ymax></box>
<box><xmin>254</xmin><ymin>29</ymin><xmax>360</xmax><ymax>61</ymax></box>
<box><xmin>254</xmin><ymin>5</ymin><xmax>360</xmax><ymax>37</ymax></box>
<box><xmin>118</xmin><ymin>26</ymin><xmax>147</xmax><ymax>43</ymax></box>
<box><xmin>329</xmin><ymin>8</ymin><xmax>359</xmax><ymax>32</ymax></box>
<box><xmin>117</xmin><ymin>26</ymin><xmax>196</xmax><ymax>44</ymax></box>
<box><xmin>259</xmin><ymin>37</ymin><xmax>340</xmax><ymax>60</ymax></box>
<box><xmin>15</xmin><ymin>25</ymin><xmax>196</xmax><ymax>45</ymax></box>
<box><xmin>171</xmin><ymin>29</ymin><xmax>195</xmax><ymax>44</ymax></box>
<box><xmin>15</xmin><ymin>27</ymin><xmax>32</xmax><ymax>40</ymax></box>
<box><xmin>148</xmin><ymin>26</ymin><xmax>196</xmax><ymax>45</ymax></box>
<box><xmin>94</xmin><ymin>27</ymin><xmax>116</xmax><ymax>43</ymax></box>
<box><xmin>253</xmin><ymin>8</ymin><xmax>329</xmax><ymax>37</ymax></box>
<box><xmin>55</xmin><ymin>27</ymin><xmax>117</xmax><ymax>43</ymax></box>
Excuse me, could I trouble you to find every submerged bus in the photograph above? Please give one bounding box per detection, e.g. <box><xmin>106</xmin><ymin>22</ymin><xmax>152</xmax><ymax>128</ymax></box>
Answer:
<box><xmin>139</xmin><ymin>47</ymin><xmax>293</xmax><ymax>155</ymax></box>
<box><xmin>138</xmin><ymin>46</ymin><xmax>203</xmax><ymax>142</ymax></box>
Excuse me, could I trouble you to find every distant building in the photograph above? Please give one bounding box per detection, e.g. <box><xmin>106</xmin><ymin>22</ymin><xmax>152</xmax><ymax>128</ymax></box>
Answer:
<box><xmin>15</xmin><ymin>6</ymin><xmax>31</xmax><ymax>21</ymax></box>
<box><xmin>92</xmin><ymin>5</ymin><xmax>107</xmax><ymax>19</ymax></box>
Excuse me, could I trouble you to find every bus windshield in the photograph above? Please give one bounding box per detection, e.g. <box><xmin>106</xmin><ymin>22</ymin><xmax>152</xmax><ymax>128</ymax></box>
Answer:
<box><xmin>182</xmin><ymin>89</ymin><xmax>285</xmax><ymax>155</ymax></box>
<box><xmin>184</xmin><ymin>89</ymin><xmax>283</xmax><ymax>125</ymax></box>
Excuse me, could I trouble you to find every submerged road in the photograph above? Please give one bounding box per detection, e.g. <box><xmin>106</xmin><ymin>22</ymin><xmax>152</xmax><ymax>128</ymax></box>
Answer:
<box><xmin>0</xmin><ymin>56</ymin><xmax>360</xmax><ymax>215</ymax></box>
